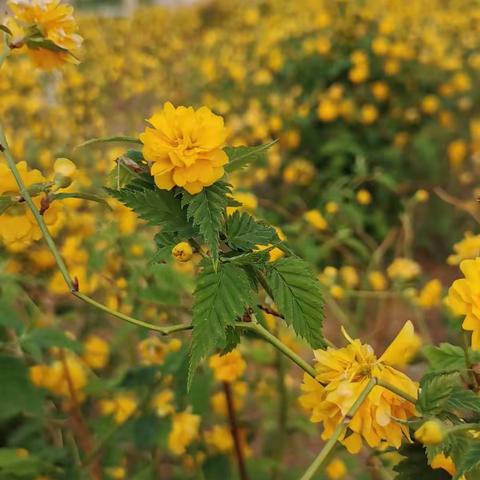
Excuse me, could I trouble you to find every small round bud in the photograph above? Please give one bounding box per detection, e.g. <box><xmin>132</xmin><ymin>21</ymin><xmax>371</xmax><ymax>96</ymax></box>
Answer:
<box><xmin>414</xmin><ymin>419</ymin><xmax>445</xmax><ymax>445</ymax></box>
<box><xmin>54</xmin><ymin>158</ymin><xmax>77</xmax><ymax>188</ymax></box>
<box><xmin>415</xmin><ymin>189</ymin><xmax>429</xmax><ymax>203</ymax></box>
<box><xmin>171</xmin><ymin>242</ymin><xmax>193</xmax><ymax>262</ymax></box>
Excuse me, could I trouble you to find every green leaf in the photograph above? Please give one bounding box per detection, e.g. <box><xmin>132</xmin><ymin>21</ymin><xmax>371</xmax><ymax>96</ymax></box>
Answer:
<box><xmin>105</xmin><ymin>182</ymin><xmax>194</xmax><ymax>235</ymax></box>
<box><xmin>458</xmin><ymin>440</ymin><xmax>480</xmax><ymax>476</ymax></box>
<box><xmin>106</xmin><ymin>154</ymin><xmax>147</xmax><ymax>189</ymax></box>
<box><xmin>0</xmin><ymin>448</ymin><xmax>53</xmax><ymax>478</ymax></box>
<box><xmin>394</xmin><ymin>443</ymin><xmax>450</xmax><ymax>480</ymax></box>
<box><xmin>224</xmin><ymin>140</ymin><xmax>277</xmax><ymax>173</ymax></box>
<box><xmin>182</xmin><ymin>181</ymin><xmax>230</xmax><ymax>262</ymax></box>
<box><xmin>0</xmin><ymin>355</ymin><xmax>42</xmax><ymax>419</ymax></box>
<box><xmin>446</xmin><ymin>388</ymin><xmax>480</xmax><ymax>413</ymax></box>
<box><xmin>225</xmin><ymin>211</ymin><xmax>278</xmax><ymax>251</ymax></box>
<box><xmin>266</xmin><ymin>257</ymin><xmax>325</xmax><ymax>348</ymax></box>
<box><xmin>189</xmin><ymin>263</ymin><xmax>254</xmax><ymax>387</ymax></box>
<box><xmin>51</xmin><ymin>192</ymin><xmax>111</xmax><ymax>209</ymax></box>
<box><xmin>417</xmin><ymin>372</ymin><xmax>460</xmax><ymax>415</ymax></box>
<box><xmin>202</xmin><ymin>455</ymin><xmax>232</xmax><ymax>480</ymax></box>
<box><xmin>75</xmin><ymin>135</ymin><xmax>142</xmax><ymax>150</ymax></box>
<box><xmin>424</xmin><ymin>343</ymin><xmax>480</xmax><ymax>371</ymax></box>
<box><xmin>221</xmin><ymin>249</ymin><xmax>271</xmax><ymax>266</ymax></box>
<box><xmin>20</xmin><ymin>328</ymin><xmax>82</xmax><ymax>353</ymax></box>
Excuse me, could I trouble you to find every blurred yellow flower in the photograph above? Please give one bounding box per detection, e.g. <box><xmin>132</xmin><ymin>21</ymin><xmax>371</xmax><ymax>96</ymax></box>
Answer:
<box><xmin>304</xmin><ymin>209</ymin><xmax>328</xmax><ymax>231</ymax></box>
<box><xmin>368</xmin><ymin>270</ymin><xmax>388</xmax><ymax>291</ymax></box>
<box><xmin>137</xmin><ymin>337</ymin><xmax>168</xmax><ymax>365</ymax></box>
<box><xmin>171</xmin><ymin>241</ymin><xmax>193</xmax><ymax>262</ymax></box>
<box><xmin>151</xmin><ymin>389</ymin><xmax>175</xmax><ymax>417</ymax></box>
<box><xmin>100</xmin><ymin>393</ymin><xmax>137</xmax><ymax>424</ymax></box>
<box><xmin>209</xmin><ymin>349</ymin><xmax>246</xmax><ymax>383</ymax></box>
<box><xmin>326</xmin><ymin>458</ymin><xmax>347</xmax><ymax>480</ymax></box>
<box><xmin>356</xmin><ymin>189</ymin><xmax>372</xmax><ymax>205</ymax></box>
<box><xmin>168</xmin><ymin>411</ymin><xmax>200</xmax><ymax>456</ymax></box>
<box><xmin>448</xmin><ymin>232</ymin><xmax>480</xmax><ymax>265</ymax></box>
<box><xmin>204</xmin><ymin>425</ymin><xmax>234</xmax><ymax>453</ymax></box>
<box><xmin>8</xmin><ymin>0</ymin><xmax>82</xmax><ymax>69</ymax></box>
<box><xmin>387</xmin><ymin>257</ymin><xmax>421</xmax><ymax>281</ymax></box>
<box><xmin>82</xmin><ymin>335</ymin><xmax>110</xmax><ymax>370</ymax></box>
<box><xmin>140</xmin><ymin>102</ymin><xmax>228</xmax><ymax>195</ymax></box>
<box><xmin>417</xmin><ymin>279</ymin><xmax>442</xmax><ymax>309</ymax></box>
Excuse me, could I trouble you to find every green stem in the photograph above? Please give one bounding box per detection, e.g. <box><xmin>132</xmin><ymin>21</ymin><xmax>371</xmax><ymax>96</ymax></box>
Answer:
<box><xmin>72</xmin><ymin>292</ymin><xmax>191</xmax><ymax>335</ymax></box>
<box><xmin>375</xmin><ymin>379</ymin><xmax>417</xmax><ymax>404</ymax></box>
<box><xmin>0</xmin><ymin>128</ymin><xmax>74</xmax><ymax>289</ymax></box>
<box><xmin>461</xmin><ymin>332</ymin><xmax>477</xmax><ymax>388</ymax></box>
<box><xmin>300</xmin><ymin>378</ymin><xmax>377</xmax><ymax>480</ymax></box>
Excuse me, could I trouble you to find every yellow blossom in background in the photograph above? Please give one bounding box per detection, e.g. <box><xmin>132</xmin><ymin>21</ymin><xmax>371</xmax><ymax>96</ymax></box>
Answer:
<box><xmin>137</xmin><ymin>337</ymin><xmax>168</xmax><ymax>365</ymax></box>
<box><xmin>99</xmin><ymin>393</ymin><xmax>137</xmax><ymax>424</ymax></box>
<box><xmin>151</xmin><ymin>389</ymin><xmax>175</xmax><ymax>417</ymax></box>
<box><xmin>356</xmin><ymin>189</ymin><xmax>372</xmax><ymax>205</ymax></box>
<box><xmin>326</xmin><ymin>458</ymin><xmax>347</xmax><ymax>480</ymax></box>
<box><xmin>209</xmin><ymin>349</ymin><xmax>246</xmax><ymax>383</ymax></box>
<box><xmin>368</xmin><ymin>270</ymin><xmax>388</xmax><ymax>291</ymax></box>
<box><xmin>448</xmin><ymin>232</ymin><xmax>480</xmax><ymax>265</ymax></box>
<box><xmin>447</xmin><ymin>139</ymin><xmax>467</xmax><ymax>169</ymax></box>
<box><xmin>340</xmin><ymin>266</ymin><xmax>359</xmax><ymax>288</ymax></box>
<box><xmin>82</xmin><ymin>335</ymin><xmax>110</xmax><ymax>370</ymax></box>
<box><xmin>227</xmin><ymin>191</ymin><xmax>258</xmax><ymax>215</ymax></box>
<box><xmin>414</xmin><ymin>189</ymin><xmax>429</xmax><ymax>202</ymax></box>
<box><xmin>299</xmin><ymin>321</ymin><xmax>419</xmax><ymax>454</ymax></box>
<box><xmin>448</xmin><ymin>257</ymin><xmax>480</xmax><ymax>349</ymax></box>
<box><xmin>282</xmin><ymin>158</ymin><xmax>315</xmax><ymax>185</ymax></box>
<box><xmin>417</xmin><ymin>279</ymin><xmax>442</xmax><ymax>309</ymax></box>
<box><xmin>204</xmin><ymin>425</ymin><xmax>234</xmax><ymax>453</ymax></box>
<box><xmin>304</xmin><ymin>209</ymin><xmax>328</xmax><ymax>231</ymax></box>
<box><xmin>168</xmin><ymin>411</ymin><xmax>201</xmax><ymax>456</ymax></box>
<box><xmin>8</xmin><ymin>0</ymin><xmax>82</xmax><ymax>69</ymax></box>
<box><xmin>140</xmin><ymin>102</ymin><xmax>228</xmax><ymax>194</ymax></box>
<box><xmin>211</xmin><ymin>382</ymin><xmax>248</xmax><ymax>416</ymax></box>
<box><xmin>387</xmin><ymin>257</ymin><xmax>421</xmax><ymax>281</ymax></box>
<box><xmin>105</xmin><ymin>466</ymin><xmax>126</xmax><ymax>479</ymax></box>
<box><xmin>256</xmin><ymin>226</ymin><xmax>285</xmax><ymax>262</ymax></box>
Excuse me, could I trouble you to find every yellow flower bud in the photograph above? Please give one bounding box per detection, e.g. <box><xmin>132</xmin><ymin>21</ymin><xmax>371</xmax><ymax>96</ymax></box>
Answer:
<box><xmin>171</xmin><ymin>242</ymin><xmax>193</xmax><ymax>262</ymax></box>
<box><xmin>415</xmin><ymin>189</ymin><xmax>429</xmax><ymax>203</ymax></box>
<box><xmin>414</xmin><ymin>420</ymin><xmax>445</xmax><ymax>445</ymax></box>
<box><xmin>54</xmin><ymin>158</ymin><xmax>77</xmax><ymax>188</ymax></box>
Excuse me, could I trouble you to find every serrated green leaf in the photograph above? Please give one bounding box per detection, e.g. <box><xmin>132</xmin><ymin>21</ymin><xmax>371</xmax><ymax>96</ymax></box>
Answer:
<box><xmin>446</xmin><ymin>388</ymin><xmax>480</xmax><ymax>413</ymax></box>
<box><xmin>418</xmin><ymin>372</ymin><xmax>460</xmax><ymax>415</ymax></box>
<box><xmin>266</xmin><ymin>257</ymin><xmax>325</xmax><ymax>348</ymax></box>
<box><xmin>424</xmin><ymin>343</ymin><xmax>480</xmax><ymax>372</ymax></box>
<box><xmin>105</xmin><ymin>182</ymin><xmax>194</xmax><ymax>235</ymax></box>
<box><xmin>225</xmin><ymin>211</ymin><xmax>278</xmax><ymax>250</ymax></box>
<box><xmin>182</xmin><ymin>181</ymin><xmax>229</xmax><ymax>262</ymax></box>
<box><xmin>224</xmin><ymin>140</ymin><xmax>277</xmax><ymax>173</ymax></box>
<box><xmin>458</xmin><ymin>440</ymin><xmax>480</xmax><ymax>477</ymax></box>
<box><xmin>221</xmin><ymin>248</ymin><xmax>271</xmax><ymax>266</ymax></box>
<box><xmin>188</xmin><ymin>263</ymin><xmax>254</xmax><ymax>388</ymax></box>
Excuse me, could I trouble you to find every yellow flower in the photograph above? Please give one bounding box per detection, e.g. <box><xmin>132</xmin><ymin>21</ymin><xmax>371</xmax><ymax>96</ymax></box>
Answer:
<box><xmin>368</xmin><ymin>271</ymin><xmax>387</xmax><ymax>291</ymax></box>
<box><xmin>304</xmin><ymin>209</ymin><xmax>328</xmax><ymax>231</ymax></box>
<box><xmin>282</xmin><ymin>159</ymin><xmax>315</xmax><ymax>185</ymax></box>
<box><xmin>387</xmin><ymin>257</ymin><xmax>421</xmax><ymax>281</ymax></box>
<box><xmin>105</xmin><ymin>466</ymin><xmax>126</xmax><ymax>479</ymax></box>
<box><xmin>256</xmin><ymin>226</ymin><xmax>285</xmax><ymax>262</ymax></box>
<box><xmin>211</xmin><ymin>382</ymin><xmax>247</xmax><ymax>416</ymax></box>
<box><xmin>204</xmin><ymin>425</ymin><xmax>234</xmax><ymax>453</ymax></box>
<box><xmin>82</xmin><ymin>335</ymin><xmax>110</xmax><ymax>370</ymax></box>
<box><xmin>330</xmin><ymin>285</ymin><xmax>345</xmax><ymax>300</ymax></box>
<box><xmin>448</xmin><ymin>258</ymin><xmax>480</xmax><ymax>349</ymax></box>
<box><xmin>326</xmin><ymin>458</ymin><xmax>347</xmax><ymax>480</ymax></box>
<box><xmin>140</xmin><ymin>102</ymin><xmax>228</xmax><ymax>195</ymax></box>
<box><xmin>414</xmin><ymin>420</ymin><xmax>445</xmax><ymax>445</ymax></box>
<box><xmin>209</xmin><ymin>349</ymin><xmax>246</xmax><ymax>383</ymax></box>
<box><xmin>447</xmin><ymin>139</ymin><xmax>467</xmax><ymax>169</ymax></box>
<box><xmin>317</xmin><ymin>99</ymin><xmax>339</xmax><ymax>122</ymax></box>
<box><xmin>326</xmin><ymin>201</ymin><xmax>339</xmax><ymax>214</ymax></box>
<box><xmin>448</xmin><ymin>232</ymin><xmax>480</xmax><ymax>265</ymax></box>
<box><xmin>340</xmin><ymin>266</ymin><xmax>359</xmax><ymax>288</ymax></box>
<box><xmin>168</xmin><ymin>411</ymin><xmax>201</xmax><ymax>456</ymax></box>
<box><xmin>53</xmin><ymin>158</ymin><xmax>77</xmax><ymax>188</ymax></box>
<box><xmin>415</xmin><ymin>189</ymin><xmax>429</xmax><ymax>202</ymax></box>
<box><xmin>8</xmin><ymin>0</ymin><xmax>82</xmax><ymax>70</ymax></box>
<box><xmin>430</xmin><ymin>453</ymin><xmax>457</xmax><ymax>476</ymax></box>
<box><xmin>299</xmin><ymin>321</ymin><xmax>419</xmax><ymax>454</ymax></box>
<box><xmin>137</xmin><ymin>337</ymin><xmax>168</xmax><ymax>365</ymax></box>
<box><xmin>171</xmin><ymin>242</ymin><xmax>193</xmax><ymax>262</ymax></box>
<box><xmin>417</xmin><ymin>279</ymin><xmax>442</xmax><ymax>309</ymax></box>
<box><xmin>151</xmin><ymin>389</ymin><xmax>175</xmax><ymax>417</ymax></box>
<box><xmin>356</xmin><ymin>189</ymin><xmax>372</xmax><ymax>205</ymax></box>
<box><xmin>226</xmin><ymin>191</ymin><xmax>258</xmax><ymax>215</ymax></box>
<box><xmin>100</xmin><ymin>393</ymin><xmax>137</xmax><ymax>424</ymax></box>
